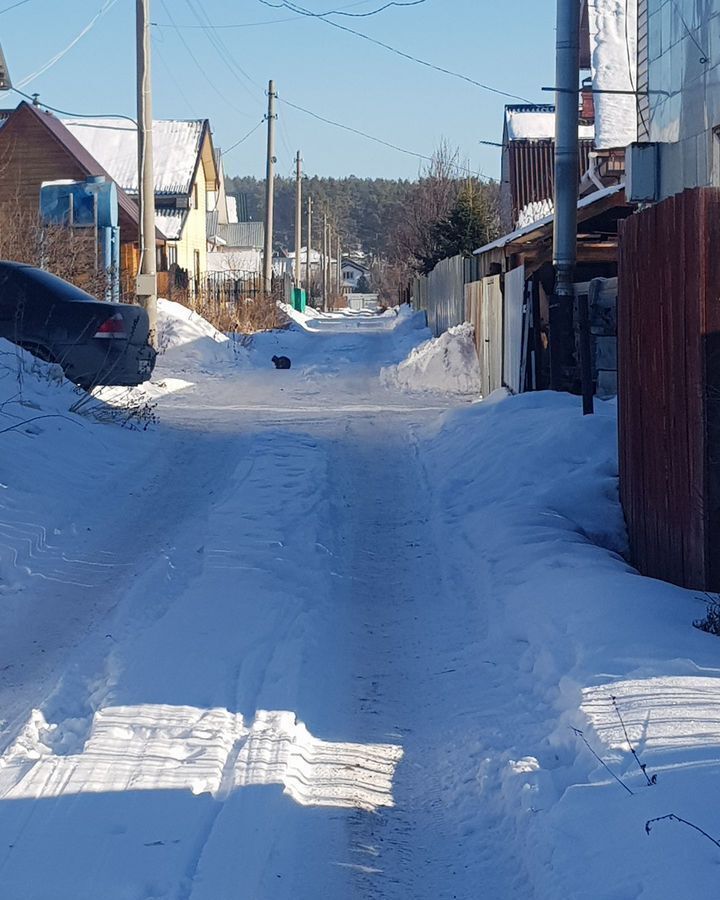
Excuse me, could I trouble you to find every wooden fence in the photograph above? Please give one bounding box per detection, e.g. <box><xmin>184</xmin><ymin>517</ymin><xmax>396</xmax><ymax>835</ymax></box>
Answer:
<box><xmin>618</xmin><ymin>187</ymin><xmax>720</xmax><ymax>590</ymax></box>
<box><xmin>464</xmin><ymin>271</ymin><xmax>527</xmax><ymax>397</ymax></box>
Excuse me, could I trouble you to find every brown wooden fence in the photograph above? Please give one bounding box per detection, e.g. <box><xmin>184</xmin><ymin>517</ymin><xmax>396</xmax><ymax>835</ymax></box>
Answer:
<box><xmin>618</xmin><ymin>187</ymin><xmax>720</xmax><ymax>590</ymax></box>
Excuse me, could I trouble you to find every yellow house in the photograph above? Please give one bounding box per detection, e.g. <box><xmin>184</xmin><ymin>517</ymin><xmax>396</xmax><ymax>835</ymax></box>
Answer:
<box><xmin>64</xmin><ymin>117</ymin><xmax>219</xmax><ymax>287</ymax></box>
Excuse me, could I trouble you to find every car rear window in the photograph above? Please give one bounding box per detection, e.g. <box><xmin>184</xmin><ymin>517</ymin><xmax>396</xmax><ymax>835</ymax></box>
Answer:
<box><xmin>17</xmin><ymin>267</ymin><xmax>101</xmax><ymax>303</ymax></box>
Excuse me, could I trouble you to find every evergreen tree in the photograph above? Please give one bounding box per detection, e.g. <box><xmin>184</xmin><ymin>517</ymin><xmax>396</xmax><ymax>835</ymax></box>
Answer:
<box><xmin>431</xmin><ymin>181</ymin><xmax>499</xmax><ymax>265</ymax></box>
<box><xmin>355</xmin><ymin>274</ymin><xmax>371</xmax><ymax>293</ymax></box>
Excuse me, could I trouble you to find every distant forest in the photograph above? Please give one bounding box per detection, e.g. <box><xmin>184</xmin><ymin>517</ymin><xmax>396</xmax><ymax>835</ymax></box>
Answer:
<box><xmin>225</xmin><ymin>175</ymin><xmax>416</xmax><ymax>257</ymax></box>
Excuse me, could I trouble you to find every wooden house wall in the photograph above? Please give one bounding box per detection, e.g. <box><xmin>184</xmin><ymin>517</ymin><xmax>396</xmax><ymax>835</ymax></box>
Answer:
<box><xmin>0</xmin><ymin>108</ymin><xmax>138</xmax><ymax>260</ymax></box>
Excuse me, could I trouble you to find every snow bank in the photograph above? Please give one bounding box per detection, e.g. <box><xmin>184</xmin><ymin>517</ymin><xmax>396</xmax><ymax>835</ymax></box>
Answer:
<box><xmin>156</xmin><ymin>298</ymin><xmax>237</xmax><ymax>373</ymax></box>
<box><xmin>0</xmin><ymin>338</ymin><xmax>81</xmax><ymax>421</ymax></box>
<box><xmin>278</xmin><ymin>301</ymin><xmax>326</xmax><ymax>330</ymax></box>
<box><xmin>381</xmin><ymin>322</ymin><xmax>481</xmax><ymax>396</ymax></box>
<box><xmin>0</xmin><ymin>339</ymin><xmax>155</xmax><ymax>595</ymax></box>
<box><xmin>588</xmin><ymin>0</ymin><xmax>637</xmax><ymax>148</ymax></box>
<box><xmin>422</xmin><ymin>390</ymin><xmax>720</xmax><ymax>899</ymax></box>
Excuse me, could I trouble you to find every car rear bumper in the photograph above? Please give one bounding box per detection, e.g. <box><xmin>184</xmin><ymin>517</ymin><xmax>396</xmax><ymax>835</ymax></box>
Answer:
<box><xmin>59</xmin><ymin>341</ymin><xmax>157</xmax><ymax>388</ymax></box>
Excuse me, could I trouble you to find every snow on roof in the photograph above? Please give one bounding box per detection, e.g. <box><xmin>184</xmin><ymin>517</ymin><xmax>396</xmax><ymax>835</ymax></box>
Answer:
<box><xmin>588</xmin><ymin>0</ymin><xmax>638</xmax><ymax>148</ymax></box>
<box><xmin>155</xmin><ymin>208</ymin><xmax>187</xmax><ymax>241</ymax></box>
<box><xmin>342</xmin><ymin>259</ymin><xmax>369</xmax><ymax>273</ymax></box>
<box><xmin>474</xmin><ymin>183</ymin><xmax>625</xmax><ymax>255</ymax></box>
<box><xmin>517</xmin><ymin>198</ymin><xmax>554</xmax><ymax>228</ymax></box>
<box><xmin>287</xmin><ymin>247</ymin><xmax>321</xmax><ymax>262</ymax></box>
<box><xmin>505</xmin><ymin>105</ymin><xmax>595</xmax><ymax>142</ymax></box>
<box><xmin>63</xmin><ymin>118</ymin><xmax>206</xmax><ymax>196</ymax></box>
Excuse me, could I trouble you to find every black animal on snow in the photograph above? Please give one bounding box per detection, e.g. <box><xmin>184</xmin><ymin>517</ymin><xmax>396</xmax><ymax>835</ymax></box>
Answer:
<box><xmin>272</xmin><ymin>355</ymin><xmax>292</xmax><ymax>369</ymax></box>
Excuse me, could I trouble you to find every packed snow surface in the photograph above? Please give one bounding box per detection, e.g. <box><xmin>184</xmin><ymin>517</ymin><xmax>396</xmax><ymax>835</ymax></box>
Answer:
<box><xmin>0</xmin><ymin>307</ymin><xmax>719</xmax><ymax>898</ymax></box>
<box><xmin>381</xmin><ymin>322</ymin><xmax>482</xmax><ymax>395</ymax></box>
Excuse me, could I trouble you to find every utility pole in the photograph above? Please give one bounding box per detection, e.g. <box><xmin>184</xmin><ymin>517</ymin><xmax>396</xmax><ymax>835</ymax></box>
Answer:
<box><xmin>136</xmin><ymin>0</ymin><xmax>157</xmax><ymax>343</ymax></box>
<box><xmin>262</xmin><ymin>79</ymin><xmax>277</xmax><ymax>295</ymax></box>
<box><xmin>336</xmin><ymin>233</ymin><xmax>342</xmax><ymax>298</ymax></box>
<box><xmin>552</xmin><ymin>0</ymin><xmax>592</xmax><ymax>412</ymax></box>
<box><xmin>294</xmin><ymin>150</ymin><xmax>302</xmax><ymax>288</ymax></box>
<box><xmin>306</xmin><ymin>196</ymin><xmax>312</xmax><ymax>301</ymax></box>
<box><xmin>321</xmin><ymin>210</ymin><xmax>328</xmax><ymax>311</ymax></box>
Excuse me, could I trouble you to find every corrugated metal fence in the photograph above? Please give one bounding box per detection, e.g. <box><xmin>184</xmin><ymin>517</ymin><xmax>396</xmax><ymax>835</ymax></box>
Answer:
<box><xmin>412</xmin><ymin>255</ymin><xmax>481</xmax><ymax>337</ymax></box>
<box><xmin>618</xmin><ymin>187</ymin><xmax>720</xmax><ymax>590</ymax></box>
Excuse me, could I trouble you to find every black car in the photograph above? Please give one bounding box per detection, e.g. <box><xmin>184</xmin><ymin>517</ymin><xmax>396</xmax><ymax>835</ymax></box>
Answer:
<box><xmin>0</xmin><ymin>261</ymin><xmax>156</xmax><ymax>388</ymax></box>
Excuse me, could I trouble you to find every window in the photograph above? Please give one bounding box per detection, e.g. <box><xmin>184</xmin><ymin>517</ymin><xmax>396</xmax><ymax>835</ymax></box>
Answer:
<box><xmin>168</xmin><ymin>244</ymin><xmax>178</xmax><ymax>267</ymax></box>
<box><xmin>193</xmin><ymin>249</ymin><xmax>201</xmax><ymax>295</ymax></box>
<box><xmin>192</xmin><ymin>183</ymin><xmax>199</xmax><ymax>209</ymax></box>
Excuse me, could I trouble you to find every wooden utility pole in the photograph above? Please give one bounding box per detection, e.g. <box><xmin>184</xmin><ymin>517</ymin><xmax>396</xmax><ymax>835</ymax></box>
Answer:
<box><xmin>321</xmin><ymin>210</ymin><xmax>328</xmax><ymax>311</ymax></box>
<box><xmin>306</xmin><ymin>196</ymin><xmax>312</xmax><ymax>300</ymax></box>
<box><xmin>336</xmin><ymin>233</ymin><xmax>342</xmax><ymax>298</ymax></box>
<box><xmin>262</xmin><ymin>79</ymin><xmax>277</xmax><ymax>295</ymax></box>
<box><xmin>294</xmin><ymin>150</ymin><xmax>302</xmax><ymax>288</ymax></box>
<box><xmin>136</xmin><ymin>0</ymin><xmax>157</xmax><ymax>343</ymax></box>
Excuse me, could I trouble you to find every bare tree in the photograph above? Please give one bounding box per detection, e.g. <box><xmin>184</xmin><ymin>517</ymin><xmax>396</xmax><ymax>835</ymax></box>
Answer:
<box><xmin>391</xmin><ymin>140</ymin><xmax>464</xmax><ymax>275</ymax></box>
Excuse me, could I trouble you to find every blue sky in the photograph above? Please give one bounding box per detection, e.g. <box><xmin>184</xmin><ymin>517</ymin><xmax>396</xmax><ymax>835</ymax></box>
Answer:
<box><xmin>1</xmin><ymin>0</ymin><xmax>556</xmax><ymax>181</ymax></box>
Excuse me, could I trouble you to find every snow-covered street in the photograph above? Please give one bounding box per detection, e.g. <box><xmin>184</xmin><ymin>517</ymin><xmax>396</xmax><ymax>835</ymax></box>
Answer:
<box><xmin>2</xmin><ymin>308</ymin><xmax>720</xmax><ymax>899</ymax></box>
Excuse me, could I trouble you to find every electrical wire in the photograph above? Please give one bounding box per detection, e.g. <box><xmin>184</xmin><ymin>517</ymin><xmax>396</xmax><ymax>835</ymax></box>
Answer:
<box><xmin>222</xmin><ymin>119</ymin><xmax>265</xmax><ymax>155</ymax></box>
<box><xmin>18</xmin><ymin>0</ymin><xmax>120</xmax><ymax>87</ymax></box>
<box><xmin>256</xmin><ymin>0</ymin><xmax>531</xmax><ymax>102</ymax></box>
<box><xmin>10</xmin><ymin>85</ymin><xmax>137</xmax><ymax>123</ymax></box>
<box><xmin>278</xmin><ymin>95</ymin><xmax>489</xmax><ymax>179</ymax></box>
<box><xmin>150</xmin><ymin>0</ymin><xmax>375</xmax><ymax>28</ymax></box>
<box><xmin>669</xmin><ymin>0</ymin><xmax>709</xmax><ymax>63</ymax></box>
<box><xmin>159</xmin><ymin>0</ymin><xmax>253</xmax><ymax>118</ymax></box>
<box><xmin>183</xmin><ymin>0</ymin><xmax>264</xmax><ymax>103</ymax></box>
<box><xmin>259</xmin><ymin>0</ymin><xmax>428</xmax><ymax>16</ymax></box>
<box><xmin>0</xmin><ymin>0</ymin><xmax>32</xmax><ymax>14</ymax></box>
<box><xmin>152</xmin><ymin>34</ymin><xmax>199</xmax><ymax>118</ymax></box>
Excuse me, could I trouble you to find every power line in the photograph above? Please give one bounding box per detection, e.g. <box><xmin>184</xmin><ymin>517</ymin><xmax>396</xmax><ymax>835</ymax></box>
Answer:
<box><xmin>259</xmin><ymin>0</ymin><xmax>429</xmax><ymax>16</ymax></box>
<box><xmin>0</xmin><ymin>0</ymin><xmax>32</xmax><ymax>14</ymax></box>
<box><xmin>222</xmin><ymin>119</ymin><xmax>265</xmax><ymax>155</ymax></box>
<box><xmin>183</xmin><ymin>0</ymin><xmax>264</xmax><ymax>103</ymax></box>
<box><xmin>159</xmin><ymin>0</ymin><xmax>253</xmax><ymax>118</ymax></box>
<box><xmin>17</xmin><ymin>0</ymin><xmax>120</xmax><ymax>87</ymax></box>
<box><xmin>150</xmin><ymin>0</ymin><xmax>374</xmax><ymax>28</ymax></box>
<box><xmin>278</xmin><ymin>95</ymin><xmax>490</xmax><ymax>179</ymax></box>
<box><xmin>256</xmin><ymin>0</ymin><xmax>531</xmax><ymax>102</ymax></box>
<box><xmin>10</xmin><ymin>86</ymin><xmax>137</xmax><ymax>124</ymax></box>
<box><xmin>669</xmin><ymin>0</ymin><xmax>709</xmax><ymax>63</ymax></box>
<box><xmin>152</xmin><ymin>35</ymin><xmax>199</xmax><ymax>118</ymax></box>
<box><xmin>153</xmin><ymin>15</ymin><xmax>301</xmax><ymax>28</ymax></box>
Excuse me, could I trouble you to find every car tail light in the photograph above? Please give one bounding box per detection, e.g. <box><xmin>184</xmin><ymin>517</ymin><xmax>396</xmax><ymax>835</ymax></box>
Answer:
<box><xmin>94</xmin><ymin>313</ymin><xmax>127</xmax><ymax>339</ymax></box>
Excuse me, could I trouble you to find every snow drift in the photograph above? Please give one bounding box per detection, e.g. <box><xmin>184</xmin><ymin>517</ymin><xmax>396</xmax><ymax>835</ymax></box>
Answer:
<box><xmin>421</xmin><ymin>390</ymin><xmax>720</xmax><ymax>899</ymax></box>
<box><xmin>381</xmin><ymin>322</ymin><xmax>482</xmax><ymax>395</ymax></box>
<box><xmin>156</xmin><ymin>299</ymin><xmax>237</xmax><ymax>372</ymax></box>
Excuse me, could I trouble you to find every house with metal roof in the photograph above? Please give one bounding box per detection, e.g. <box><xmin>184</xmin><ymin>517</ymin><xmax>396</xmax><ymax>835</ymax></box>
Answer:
<box><xmin>0</xmin><ymin>101</ymin><xmax>164</xmax><ymax>295</ymax></box>
<box><xmin>64</xmin><ymin>117</ymin><xmax>220</xmax><ymax>286</ymax></box>
<box><xmin>499</xmin><ymin>104</ymin><xmax>596</xmax><ymax>232</ymax></box>
<box><xmin>207</xmin><ymin>219</ymin><xmax>264</xmax><ymax>276</ymax></box>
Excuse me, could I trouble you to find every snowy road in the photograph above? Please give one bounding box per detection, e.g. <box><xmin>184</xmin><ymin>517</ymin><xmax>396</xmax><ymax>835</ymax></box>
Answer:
<box><xmin>4</xmin><ymin>309</ymin><xmax>720</xmax><ymax>898</ymax></box>
<box><xmin>0</xmin><ymin>313</ymin><xmax>528</xmax><ymax>899</ymax></box>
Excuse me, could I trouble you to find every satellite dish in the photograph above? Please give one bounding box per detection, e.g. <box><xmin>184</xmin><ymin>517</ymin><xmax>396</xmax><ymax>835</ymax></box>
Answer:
<box><xmin>0</xmin><ymin>45</ymin><xmax>12</xmax><ymax>91</ymax></box>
